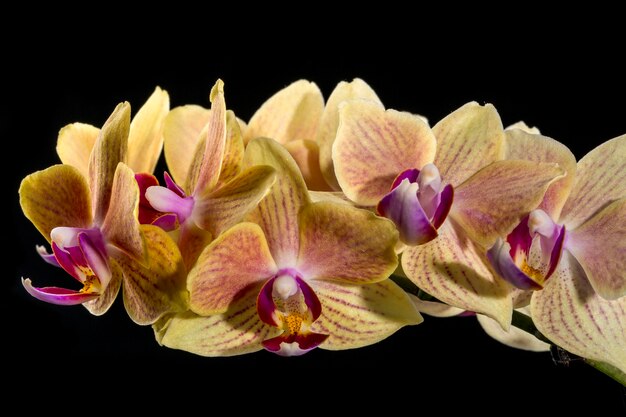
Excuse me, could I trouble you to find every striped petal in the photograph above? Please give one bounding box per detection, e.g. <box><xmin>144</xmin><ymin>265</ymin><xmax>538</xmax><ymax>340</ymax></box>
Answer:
<box><xmin>187</xmin><ymin>80</ymin><xmax>227</xmax><ymax>197</ymax></box>
<box><xmin>56</xmin><ymin>123</ymin><xmax>100</xmax><ymax>178</ymax></box>
<box><xmin>117</xmin><ymin>225</ymin><xmax>188</xmax><ymax>325</ymax></box>
<box><xmin>155</xmin><ymin>287</ymin><xmax>280</xmax><ymax>357</ymax></box>
<box><xmin>89</xmin><ymin>102</ymin><xmax>130</xmax><ymax>225</ymax></box>
<box><xmin>244</xmin><ymin>80</ymin><xmax>324</xmax><ymax>144</ymax></box>
<box><xmin>452</xmin><ymin>160</ymin><xmax>564</xmax><ymax>248</ymax></box>
<box><xmin>244</xmin><ymin>137</ymin><xmax>310</xmax><ymax>267</ymax></box>
<box><xmin>283</xmin><ymin>139</ymin><xmax>332</xmax><ymax>191</ymax></box>
<box><xmin>531</xmin><ymin>250</ymin><xmax>626</xmax><ymax>373</ymax></box>
<box><xmin>219</xmin><ymin>110</ymin><xmax>245</xmax><ymax>185</ymax></box>
<box><xmin>318</xmin><ymin>78</ymin><xmax>382</xmax><ymax>190</ymax></box>
<box><xmin>333</xmin><ymin>100</ymin><xmax>437</xmax><ymax>206</ymax></box>
<box><xmin>163</xmin><ymin>105</ymin><xmax>211</xmax><ymax>186</ymax></box>
<box><xmin>567</xmin><ymin>198</ymin><xmax>626</xmax><ymax>299</ymax></box>
<box><xmin>560</xmin><ymin>134</ymin><xmax>626</xmax><ymax>229</ymax></box>
<box><xmin>402</xmin><ymin>221</ymin><xmax>513</xmax><ymax>329</ymax></box>
<box><xmin>410</xmin><ymin>296</ymin><xmax>465</xmax><ymax>317</ymax></box>
<box><xmin>19</xmin><ymin>164</ymin><xmax>92</xmax><ymax>242</ymax></box>
<box><xmin>127</xmin><ymin>87</ymin><xmax>170</xmax><ymax>174</ymax></box>
<box><xmin>193</xmin><ymin>165</ymin><xmax>276</xmax><ymax>237</ymax></box>
<box><xmin>505</xmin><ymin>129</ymin><xmax>577</xmax><ymax>220</ymax></box>
<box><xmin>297</xmin><ymin>202</ymin><xmax>398</xmax><ymax>284</ymax></box>
<box><xmin>433</xmin><ymin>102</ymin><xmax>505</xmax><ymax>186</ymax></box>
<box><xmin>101</xmin><ymin>163</ymin><xmax>145</xmax><ymax>262</ymax></box>
<box><xmin>308</xmin><ymin>279</ymin><xmax>422</xmax><ymax>350</ymax></box>
<box><xmin>83</xmin><ymin>257</ymin><xmax>123</xmax><ymax>315</ymax></box>
<box><xmin>188</xmin><ymin>222</ymin><xmax>277</xmax><ymax>315</ymax></box>
<box><xmin>477</xmin><ymin>308</ymin><xmax>550</xmax><ymax>352</ymax></box>
<box><xmin>177</xmin><ymin>222</ymin><xmax>213</xmax><ymax>271</ymax></box>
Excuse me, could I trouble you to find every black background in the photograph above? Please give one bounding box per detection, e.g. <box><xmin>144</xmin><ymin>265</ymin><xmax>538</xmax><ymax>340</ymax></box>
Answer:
<box><xmin>4</xmin><ymin>18</ymin><xmax>625</xmax><ymax>412</ymax></box>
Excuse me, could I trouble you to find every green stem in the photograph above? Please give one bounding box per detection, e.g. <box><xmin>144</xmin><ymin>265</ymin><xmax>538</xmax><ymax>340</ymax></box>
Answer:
<box><xmin>389</xmin><ymin>274</ymin><xmax>626</xmax><ymax>387</ymax></box>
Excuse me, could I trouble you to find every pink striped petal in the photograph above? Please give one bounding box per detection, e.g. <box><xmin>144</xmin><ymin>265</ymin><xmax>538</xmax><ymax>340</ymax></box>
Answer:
<box><xmin>283</xmin><ymin>139</ymin><xmax>332</xmax><ymax>191</ymax></box>
<box><xmin>19</xmin><ymin>165</ymin><xmax>92</xmax><ymax>243</ymax></box>
<box><xmin>433</xmin><ymin>102</ymin><xmax>505</xmax><ymax>186</ymax></box>
<box><xmin>127</xmin><ymin>87</ymin><xmax>169</xmax><ymax>174</ymax></box>
<box><xmin>117</xmin><ymin>225</ymin><xmax>188</xmax><ymax>325</ymax></box>
<box><xmin>192</xmin><ymin>165</ymin><xmax>276</xmax><ymax>237</ymax></box>
<box><xmin>244</xmin><ymin>80</ymin><xmax>324</xmax><ymax>144</ymax></box>
<box><xmin>531</xmin><ymin>250</ymin><xmax>626</xmax><ymax>373</ymax></box>
<box><xmin>89</xmin><ymin>102</ymin><xmax>130</xmax><ymax>225</ymax></box>
<box><xmin>452</xmin><ymin>160</ymin><xmax>564</xmax><ymax>247</ymax></box>
<box><xmin>567</xmin><ymin>198</ymin><xmax>626</xmax><ymax>299</ymax></box>
<box><xmin>101</xmin><ymin>163</ymin><xmax>145</xmax><ymax>262</ymax></box>
<box><xmin>22</xmin><ymin>278</ymin><xmax>99</xmax><ymax>305</ymax></box>
<box><xmin>244</xmin><ymin>138</ymin><xmax>310</xmax><ymax>267</ymax></box>
<box><xmin>163</xmin><ymin>105</ymin><xmax>211</xmax><ymax>186</ymax></box>
<box><xmin>218</xmin><ymin>110</ymin><xmax>246</xmax><ymax>185</ymax></box>
<box><xmin>560</xmin><ymin>134</ymin><xmax>626</xmax><ymax>229</ymax></box>
<box><xmin>56</xmin><ymin>123</ymin><xmax>100</xmax><ymax>179</ymax></box>
<box><xmin>177</xmin><ymin>222</ymin><xmax>213</xmax><ymax>271</ymax></box>
<box><xmin>318</xmin><ymin>78</ymin><xmax>382</xmax><ymax>190</ymax></box>
<box><xmin>155</xmin><ymin>286</ymin><xmax>280</xmax><ymax>357</ymax></box>
<box><xmin>188</xmin><ymin>222</ymin><xmax>277</xmax><ymax>315</ymax></box>
<box><xmin>333</xmin><ymin>100</ymin><xmax>437</xmax><ymax>206</ymax></box>
<box><xmin>297</xmin><ymin>202</ymin><xmax>398</xmax><ymax>284</ymax></box>
<box><xmin>505</xmin><ymin>129</ymin><xmax>577</xmax><ymax>220</ymax></box>
<box><xmin>308</xmin><ymin>279</ymin><xmax>422</xmax><ymax>350</ymax></box>
<box><xmin>402</xmin><ymin>221</ymin><xmax>513</xmax><ymax>329</ymax></box>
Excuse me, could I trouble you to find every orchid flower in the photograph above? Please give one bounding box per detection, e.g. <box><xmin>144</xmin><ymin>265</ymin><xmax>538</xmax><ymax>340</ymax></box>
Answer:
<box><xmin>243</xmin><ymin>79</ymin><xmax>384</xmax><ymax>191</ymax></box>
<box><xmin>154</xmin><ymin>137</ymin><xmax>421</xmax><ymax>356</ymax></box>
<box><xmin>484</xmin><ymin>128</ymin><xmax>626</xmax><ymax>372</ymax></box>
<box><xmin>56</xmin><ymin>87</ymin><xmax>169</xmax><ymax>176</ymax></box>
<box><xmin>332</xmin><ymin>101</ymin><xmax>564</xmax><ymax>327</ymax></box>
<box><xmin>20</xmin><ymin>103</ymin><xmax>187</xmax><ymax>324</ymax></box>
<box><xmin>140</xmin><ymin>80</ymin><xmax>276</xmax><ymax>268</ymax></box>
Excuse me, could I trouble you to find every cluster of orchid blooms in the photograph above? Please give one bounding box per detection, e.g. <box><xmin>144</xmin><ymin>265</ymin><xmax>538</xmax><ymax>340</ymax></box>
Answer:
<box><xmin>19</xmin><ymin>79</ymin><xmax>625</xmax><ymax>377</ymax></box>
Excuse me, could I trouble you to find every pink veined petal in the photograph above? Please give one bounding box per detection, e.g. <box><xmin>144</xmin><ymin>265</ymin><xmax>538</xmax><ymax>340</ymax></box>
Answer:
<box><xmin>560</xmin><ymin>134</ymin><xmax>626</xmax><ymax>229</ymax></box>
<box><xmin>333</xmin><ymin>100</ymin><xmax>436</xmax><ymax>206</ymax></box>
<box><xmin>22</xmin><ymin>278</ymin><xmax>99</xmax><ymax>305</ymax></box>
<box><xmin>531</xmin><ymin>250</ymin><xmax>626</xmax><ymax>373</ymax></box>
<box><xmin>283</xmin><ymin>139</ymin><xmax>332</xmax><ymax>191</ymax></box>
<box><xmin>566</xmin><ymin>198</ymin><xmax>626</xmax><ymax>300</ymax></box>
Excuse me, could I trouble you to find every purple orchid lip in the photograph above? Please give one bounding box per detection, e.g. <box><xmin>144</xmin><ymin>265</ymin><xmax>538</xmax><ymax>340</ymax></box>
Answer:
<box><xmin>36</xmin><ymin>245</ymin><xmax>60</xmax><ymax>267</ymax></box>
<box><xmin>257</xmin><ymin>270</ymin><xmax>327</xmax><ymax>356</ymax></box>
<box><xmin>377</xmin><ymin>166</ymin><xmax>453</xmax><ymax>246</ymax></box>
<box><xmin>487</xmin><ymin>210</ymin><xmax>566</xmax><ymax>290</ymax></box>
<box><xmin>145</xmin><ymin>185</ymin><xmax>195</xmax><ymax>226</ymax></box>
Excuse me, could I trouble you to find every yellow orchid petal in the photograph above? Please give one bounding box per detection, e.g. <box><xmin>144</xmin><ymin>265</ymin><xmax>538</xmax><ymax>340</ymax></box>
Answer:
<box><xmin>560</xmin><ymin>134</ymin><xmax>626</xmax><ymax>229</ymax></box>
<box><xmin>83</xmin><ymin>258</ymin><xmax>123</xmax><ymax>316</ymax></box>
<box><xmin>333</xmin><ymin>100</ymin><xmax>437</xmax><ymax>206</ymax></box>
<box><xmin>194</xmin><ymin>165</ymin><xmax>276</xmax><ymax>237</ymax></box>
<box><xmin>244</xmin><ymin>80</ymin><xmax>324</xmax><ymax>144</ymax></box>
<box><xmin>163</xmin><ymin>105</ymin><xmax>211</xmax><ymax>186</ymax></box>
<box><xmin>283</xmin><ymin>139</ymin><xmax>332</xmax><ymax>191</ymax></box>
<box><xmin>117</xmin><ymin>225</ymin><xmax>188</xmax><ymax>325</ymax></box>
<box><xmin>505</xmin><ymin>129</ymin><xmax>577</xmax><ymax>220</ymax></box>
<box><xmin>297</xmin><ymin>202</ymin><xmax>398</xmax><ymax>284</ymax></box>
<box><xmin>56</xmin><ymin>123</ymin><xmax>100</xmax><ymax>178</ymax></box>
<box><xmin>89</xmin><ymin>102</ymin><xmax>130</xmax><ymax>225</ymax></box>
<box><xmin>177</xmin><ymin>222</ymin><xmax>213</xmax><ymax>271</ymax></box>
<box><xmin>477</xmin><ymin>308</ymin><xmax>550</xmax><ymax>352</ymax></box>
<box><xmin>567</xmin><ymin>198</ymin><xmax>626</xmax><ymax>299</ymax></box>
<box><xmin>318</xmin><ymin>78</ymin><xmax>382</xmax><ymax>190</ymax></box>
<box><xmin>219</xmin><ymin>110</ymin><xmax>245</xmax><ymax>185</ymax></box>
<box><xmin>155</xmin><ymin>289</ymin><xmax>280</xmax><ymax>357</ymax></box>
<box><xmin>309</xmin><ymin>190</ymin><xmax>354</xmax><ymax>205</ymax></box>
<box><xmin>127</xmin><ymin>87</ymin><xmax>170</xmax><ymax>174</ymax></box>
<box><xmin>187</xmin><ymin>80</ymin><xmax>227</xmax><ymax>196</ymax></box>
<box><xmin>101</xmin><ymin>163</ymin><xmax>144</xmax><ymax>262</ymax></box>
<box><xmin>188</xmin><ymin>222</ymin><xmax>277</xmax><ymax>315</ymax></box>
<box><xmin>19</xmin><ymin>164</ymin><xmax>92</xmax><ymax>242</ymax></box>
<box><xmin>309</xmin><ymin>279</ymin><xmax>422</xmax><ymax>350</ymax></box>
<box><xmin>531</xmin><ymin>250</ymin><xmax>626</xmax><ymax>374</ymax></box>
<box><xmin>410</xmin><ymin>295</ymin><xmax>465</xmax><ymax>317</ymax></box>
<box><xmin>433</xmin><ymin>102</ymin><xmax>505</xmax><ymax>186</ymax></box>
<box><xmin>452</xmin><ymin>160</ymin><xmax>564</xmax><ymax>247</ymax></box>
<box><xmin>244</xmin><ymin>137</ymin><xmax>310</xmax><ymax>267</ymax></box>
<box><xmin>402</xmin><ymin>221</ymin><xmax>513</xmax><ymax>329</ymax></box>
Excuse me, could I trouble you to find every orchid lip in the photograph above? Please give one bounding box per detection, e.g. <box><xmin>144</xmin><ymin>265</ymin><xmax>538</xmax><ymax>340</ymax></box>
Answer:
<box><xmin>145</xmin><ymin>184</ymin><xmax>195</xmax><ymax>225</ymax></box>
<box><xmin>377</xmin><ymin>166</ymin><xmax>452</xmax><ymax>246</ymax></box>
